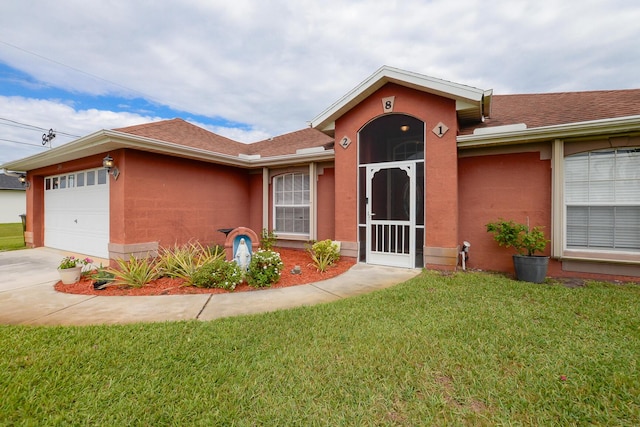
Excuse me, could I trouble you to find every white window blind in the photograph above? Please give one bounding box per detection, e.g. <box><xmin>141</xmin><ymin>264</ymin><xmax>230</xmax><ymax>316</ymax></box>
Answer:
<box><xmin>565</xmin><ymin>148</ymin><xmax>640</xmax><ymax>251</ymax></box>
<box><xmin>274</xmin><ymin>173</ymin><xmax>310</xmax><ymax>234</ymax></box>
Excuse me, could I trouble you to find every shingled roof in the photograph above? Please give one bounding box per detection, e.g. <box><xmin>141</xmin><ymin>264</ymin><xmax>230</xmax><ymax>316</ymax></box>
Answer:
<box><xmin>248</xmin><ymin>128</ymin><xmax>334</xmax><ymax>157</ymax></box>
<box><xmin>114</xmin><ymin>118</ymin><xmax>334</xmax><ymax>158</ymax></box>
<box><xmin>0</xmin><ymin>173</ymin><xmax>24</xmax><ymax>190</ymax></box>
<box><xmin>114</xmin><ymin>118</ymin><xmax>248</xmax><ymax>156</ymax></box>
<box><xmin>461</xmin><ymin>89</ymin><xmax>640</xmax><ymax>135</ymax></box>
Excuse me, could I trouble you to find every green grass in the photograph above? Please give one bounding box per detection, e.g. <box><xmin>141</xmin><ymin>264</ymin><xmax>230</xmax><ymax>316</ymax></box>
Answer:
<box><xmin>1</xmin><ymin>271</ymin><xmax>639</xmax><ymax>425</ymax></box>
<box><xmin>0</xmin><ymin>222</ymin><xmax>26</xmax><ymax>251</ymax></box>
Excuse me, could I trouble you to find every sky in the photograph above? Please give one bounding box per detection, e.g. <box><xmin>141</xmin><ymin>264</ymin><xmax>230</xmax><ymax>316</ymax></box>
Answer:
<box><xmin>1</xmin><ymin>0</ymin><xmax>639</xmax><ymax>166</ymax></box>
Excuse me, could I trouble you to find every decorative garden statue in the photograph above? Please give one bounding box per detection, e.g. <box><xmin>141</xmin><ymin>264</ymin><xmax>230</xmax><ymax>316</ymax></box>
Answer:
<box><xmin>234</xmin><ymin>238</ymin><xmax>251</xmax><ymax>271</ymax></box>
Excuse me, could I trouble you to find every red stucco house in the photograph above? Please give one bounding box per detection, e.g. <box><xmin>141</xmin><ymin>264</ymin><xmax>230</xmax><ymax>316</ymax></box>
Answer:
<box><xmin>3</xmin><ymin>66</ymin><xmax>640</xmax><ymax>281</ymax></box>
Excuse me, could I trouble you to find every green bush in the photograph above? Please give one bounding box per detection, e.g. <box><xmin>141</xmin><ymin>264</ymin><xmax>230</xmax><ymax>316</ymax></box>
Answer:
<box><xmin>486</xmin><ymin>218</ymin><xmax>548</xmax><ymax>256</ymax></box>
<box><xmin>260</xmin><ymin>228</ymin><xmax>277</xmax><ymax>250</ymax></box>
<box><xmin>246</xmin><ymin>249</ymin><xmax>284</xmax><ymax>288</ymax></box>
<box><xmin>192</xmin><ymin>259</ymin><xmax>243</xmax><ymax>290</ymax></box>
<box><xmin>157</xmin><ymin>242</ymin><xmax>225</xmax><ymax>285</ymax></box>
<box><xmin>307</xmin><ymin>239</ymin><xmax>340</xmax><ymax>272</ymax></box>
<box><xmin>112</xmin><ymin>255</ymin><xmax>159</xmax><ymax>288</ymax></box>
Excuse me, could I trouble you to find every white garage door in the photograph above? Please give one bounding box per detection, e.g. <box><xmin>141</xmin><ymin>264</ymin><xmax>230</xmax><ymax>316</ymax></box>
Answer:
<box><xmin>44</xmin><ymin>168</ymin><xmax>109</xmax><ymax>258</ymax></box>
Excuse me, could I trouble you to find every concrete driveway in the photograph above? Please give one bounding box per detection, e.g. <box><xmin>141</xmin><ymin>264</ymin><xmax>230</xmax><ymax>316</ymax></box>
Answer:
<box><xmin>0</xmin><ymin>248</ymin><xmax>421</xmax><ymax>326</ymax></box>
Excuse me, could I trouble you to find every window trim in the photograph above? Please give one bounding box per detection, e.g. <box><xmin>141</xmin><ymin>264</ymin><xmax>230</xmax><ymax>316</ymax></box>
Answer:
<box><xmin>272</xmin><ymin>172</ymin><xmax>311</xmax><ymax>237</ymax></box>
<box><xmin>553</xmin><ymin>139</ymin><xmax>640</xmax><ymax>264</ymax></box>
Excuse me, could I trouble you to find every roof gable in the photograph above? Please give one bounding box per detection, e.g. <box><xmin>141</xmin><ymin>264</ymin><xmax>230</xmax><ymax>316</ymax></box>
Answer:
<box><xmin>310</xmin><ymin>65</ymin><xmax>492</xmax><ymax>134</ymax></box>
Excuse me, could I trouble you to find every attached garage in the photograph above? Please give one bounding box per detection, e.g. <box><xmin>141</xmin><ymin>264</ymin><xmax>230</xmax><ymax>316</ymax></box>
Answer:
<box><xmin>44</xmin><ymin>168</ymin><xmax>109</xmax><ymax>258</ymax></box>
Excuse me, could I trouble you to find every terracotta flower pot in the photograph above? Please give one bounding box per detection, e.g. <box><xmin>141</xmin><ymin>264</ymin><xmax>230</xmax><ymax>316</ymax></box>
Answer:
<box><xmin>58</xmin><ymin>266</ymin><xmax>82</xmax><ymax>284</ymax></box>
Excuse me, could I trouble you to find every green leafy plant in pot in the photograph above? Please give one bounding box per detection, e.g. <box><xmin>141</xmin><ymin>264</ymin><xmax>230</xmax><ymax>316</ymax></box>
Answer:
<box><xmin>486</xmin><ymin>218</ymin><xmax>549</xmax><ymax>283</ymax></box>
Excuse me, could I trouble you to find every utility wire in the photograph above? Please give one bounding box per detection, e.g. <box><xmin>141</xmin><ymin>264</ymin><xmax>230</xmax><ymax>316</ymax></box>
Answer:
<box><xmin>0</xmin><ymin>117</ymin><xmax>80</xmax><ymax>137</ymax></box>
<box><xmin>0</xmin><ymin>137</ymin><xmax>51</xmax><ymax>148</ymax></box>
<box><xmin>0</xmin><ymin>39</ymin><xmax>185</xmax><ymax>112</ymax></box>
<box><xmin>0</xmin><ymin>39</ymin><xmax>150</xmax><ymax>100</ymax></box>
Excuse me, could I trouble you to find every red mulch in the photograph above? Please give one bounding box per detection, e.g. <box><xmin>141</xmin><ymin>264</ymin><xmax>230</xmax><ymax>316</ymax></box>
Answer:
<box><xmin>54</xmin><ymin>248</ymin><xmax>356</xmax><ymax>296</ymax></box>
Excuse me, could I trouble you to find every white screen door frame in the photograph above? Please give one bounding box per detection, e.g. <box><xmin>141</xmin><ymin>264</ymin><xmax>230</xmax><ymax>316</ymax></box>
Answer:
<box><xmin>365</xmin><ymin>161</ymin><xmax>416</xmax><ymax>268</ymax></box>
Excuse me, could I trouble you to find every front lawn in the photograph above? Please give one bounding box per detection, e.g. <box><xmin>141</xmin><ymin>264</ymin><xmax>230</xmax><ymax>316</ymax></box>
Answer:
<box><xmin>1</xmin><ymin>271</ymin><xmax>638</xmax><ymax>425</ymax></box>
<box><xmin>0</xmin><ymin>223</ymin><xmax>26</xmax><ymax>251</ymax></box>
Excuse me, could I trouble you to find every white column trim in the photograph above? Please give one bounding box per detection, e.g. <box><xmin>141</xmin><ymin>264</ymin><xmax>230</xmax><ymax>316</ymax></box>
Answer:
<box><xmin>551</xmin><ymin>139</ymin><xmax>564</xmax><ymax>258</ymax></box>
<box><xmin>309</xmin><ymin>162</ymin><xmax>317</xmax><ymax>240</ymax></box>
<box><xmin>262</xmin><ymin>167</ymin><xmax>269</xmax><ymax>231</ymax></box>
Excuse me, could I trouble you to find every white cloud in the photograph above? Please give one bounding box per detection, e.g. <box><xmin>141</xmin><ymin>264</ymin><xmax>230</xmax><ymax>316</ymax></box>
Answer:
<box><xmin>0</xmin><ymin>96</ymin><xmax>267</xmax><ymax>164</ymax></box>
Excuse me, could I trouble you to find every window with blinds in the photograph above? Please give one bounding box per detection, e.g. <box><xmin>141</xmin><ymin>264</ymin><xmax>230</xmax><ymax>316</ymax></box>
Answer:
<box><xmin>273</xmin><ymin>173</ymin><xmax>310</xmax><ymax>234</ymax></box>
<box><xmin>565</xmin><ymin>148</ymin><xmax>640</xmax><ymax>251</ymax></box>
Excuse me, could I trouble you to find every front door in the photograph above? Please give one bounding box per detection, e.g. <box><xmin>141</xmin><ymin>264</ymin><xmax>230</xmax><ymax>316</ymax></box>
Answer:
<box><xmin>366</xmin><ymin>161</ymin><xmax>415</xmax><ymax>268</ymax></box>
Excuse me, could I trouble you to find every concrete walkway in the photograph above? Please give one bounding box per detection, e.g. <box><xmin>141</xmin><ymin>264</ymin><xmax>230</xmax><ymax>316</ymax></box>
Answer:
<box><xmin>0</xmin><ymin>248</ymin><xmax>421</xmax><ymax>326</ymax></box>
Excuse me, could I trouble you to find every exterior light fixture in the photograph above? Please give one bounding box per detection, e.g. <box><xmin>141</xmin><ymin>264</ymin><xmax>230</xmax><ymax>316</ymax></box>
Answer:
<box><xmin>400</xmin><ymin>124</ymin><xmax>410</xmax><ymax>132</ymax></box>
<box><xmin>102</xmin><ymin>155</ymin><xmax>119</xmax><ymax>180</ymax></box>
<box><xmin>18</xmin><ymin>174</ymin><xmax>30</xmax><ymax>189</ymax></box>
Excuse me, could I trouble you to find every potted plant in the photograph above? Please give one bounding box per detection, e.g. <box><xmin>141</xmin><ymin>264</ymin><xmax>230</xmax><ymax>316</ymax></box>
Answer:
<box><xmin>58</xmin><ymin>256</ymin><xmax>92</xmax><ymax>285</ymax></box>
<box><xmin>485</xmin><ymin>218</ymin><xmax>549</xmax><ymax>283</ymax></box>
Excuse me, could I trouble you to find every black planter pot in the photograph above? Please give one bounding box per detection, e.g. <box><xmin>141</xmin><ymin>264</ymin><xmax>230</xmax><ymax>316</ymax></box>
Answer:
<box><xmin>93</xmin><ymin>280</ymin><xmax>110</xmax><ymax>290</ymax></box>
<box><xmin>512</xmin><ymin>255</ymin><xmax>549</xmax><ymax>283</ymax></box>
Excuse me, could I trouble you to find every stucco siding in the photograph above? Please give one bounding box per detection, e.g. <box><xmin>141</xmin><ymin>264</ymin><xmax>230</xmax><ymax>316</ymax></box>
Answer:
<box><xmin>458</xmin><ymin>151</ymin><xmax>552</xmax><ymax>273</ymax></box>
<box><xmin>116</xmin><ymin>150</ymin><xmax>252</xmax><ymax>249</ymax></box>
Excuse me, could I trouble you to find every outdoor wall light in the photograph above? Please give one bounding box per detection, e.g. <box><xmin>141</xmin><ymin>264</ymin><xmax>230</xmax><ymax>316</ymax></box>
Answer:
<box><xmin>18</xmin><ymin>174</ymin><xmax>31</xmax><ymax>189</ymax></box>
<box><xmin>400</xmin><ymin>124</ymin><xmax>410</xmax><ymax>132</ymax></box>
<box><xmin>102</xmin><ymin>155</ymin><xmax>120</xmax><ymax>180</ymax></box>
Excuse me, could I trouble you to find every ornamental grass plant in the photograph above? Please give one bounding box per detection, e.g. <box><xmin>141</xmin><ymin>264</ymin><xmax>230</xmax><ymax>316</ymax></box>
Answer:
<box><xmin>156</xmin><ymin>242</ymin><xmax>225</xmax><ymax>285</ymax></box>
<box><xmin>111</xmin><ymin>255</ymin><xmax>159</xmax><ymax>288</ymax></box>
<box><xmin>307</xmin><ymin>239</ymin><xmax>341</xmax><ymax>272</ymax></box>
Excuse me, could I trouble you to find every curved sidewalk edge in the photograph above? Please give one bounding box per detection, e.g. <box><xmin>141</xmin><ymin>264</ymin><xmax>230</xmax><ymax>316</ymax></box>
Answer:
<box><xmin>0</xmin><ymin>248</ymin><xmax>421</xmax><ymax>326</ymax></box>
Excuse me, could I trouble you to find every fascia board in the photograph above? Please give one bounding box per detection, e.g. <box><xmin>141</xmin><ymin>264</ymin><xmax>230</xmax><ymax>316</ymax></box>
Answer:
<box><xmin>1</xmin><ymin>129</ymin><xmax>337</xmax><ymax>172</ymax></box>
<box><xmin>1</xmin><ymin>130</ymin><xmax>112</xmax><ymax>171</ymax></box>
<box><xmin>457</xmin><ymin>115</ymin><xmax>640</xmax><ymax>149</ymax></box>
<box><xmin>104</xmin><ymin>131</ymin><xmax>335</xmax><ymax>167</ymax></box>
<box><xmin>249</xmin><ymin>150</ymin><xmax>335</xmax><ymax>167</ymax></box>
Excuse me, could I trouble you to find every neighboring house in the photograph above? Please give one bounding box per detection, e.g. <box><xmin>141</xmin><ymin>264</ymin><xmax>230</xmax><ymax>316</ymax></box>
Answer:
<box><xmin>0</xmin><ymin>173</ymin><xmax>26</xmax><ymax>224</ymax></box>
<box><xmin>2</xmin><ymin>66</ymin><xmax>639</xmax><ymax>280</ymax></box>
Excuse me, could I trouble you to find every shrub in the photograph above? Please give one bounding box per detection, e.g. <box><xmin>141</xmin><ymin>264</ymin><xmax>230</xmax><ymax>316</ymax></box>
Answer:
<box><xmin>246</xmin><ymin>249</ymin><xmax>284</xmax><ymax>288</ymax></box>
<box><xmin>307</xmin><ymin>239</ymin><xmax>341</xmax><ymax>272</ymax></box>
<box><xmin>192</xmin><ymin>259</ymin><xmax>243</xmax><ymax>291</ymax></box>
<box><xmin>157</xmin><ymin>242</ymin><xmax>225</xmax><ymax>285</ymax></box>
<box><xmin>486</xmin><ymin>218</ymin><xmax>548</xmax><ymax>256</ymax></box>
<box><xmin>260</xmin><ymin>228</ymin><xmax>277</xmax><ymax>250</ymax></box>
<box><xmin>112</xmin><ymin>255</ymin><xmax>159</xmax><ymax>288</ymax></box>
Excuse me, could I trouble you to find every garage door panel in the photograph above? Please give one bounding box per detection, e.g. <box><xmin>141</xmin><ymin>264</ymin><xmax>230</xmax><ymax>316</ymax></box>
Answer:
<box><xmin>44</xmin><ymin>170</ymin><xmax>109</xmax><ymax>258</ymax></box>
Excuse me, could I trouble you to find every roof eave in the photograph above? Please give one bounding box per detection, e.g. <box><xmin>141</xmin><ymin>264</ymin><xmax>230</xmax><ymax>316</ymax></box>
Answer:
<box><xmin>457</xmin><ymin>115</ymin><xmax>640</xmax><ymax>149</ymax></box>
<box><xmin>1</xmin><ymin>129</ymin><xmax>336</xmax><ymax>172</ymax></box>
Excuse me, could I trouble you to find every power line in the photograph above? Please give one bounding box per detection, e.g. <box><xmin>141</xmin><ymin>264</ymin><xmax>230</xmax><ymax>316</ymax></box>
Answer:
<box><xmin>0</xmin><ymin>117</ymin><xmax>81</xmax><ymax>137</ymax></box>
<box><xmin>0</xmin><ymin>39</ymin><xmax>150</xmax><ymax>101</ymax></box>
<box><xmin>0</xmin><ymin>137</ymin><xmax>51</xmax><ymax>148</ymax></box>
<box><xmin>0</xmin><ymin>39</ymin><xmax>186</xmax><ymax>112</ymax></box>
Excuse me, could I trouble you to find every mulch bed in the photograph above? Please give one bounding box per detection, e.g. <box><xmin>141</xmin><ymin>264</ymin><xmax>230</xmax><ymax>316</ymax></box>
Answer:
<box><xmin>54</xmin><ymin>248</ymin><xmax>356</xmax><ymax>296</ymax></box>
